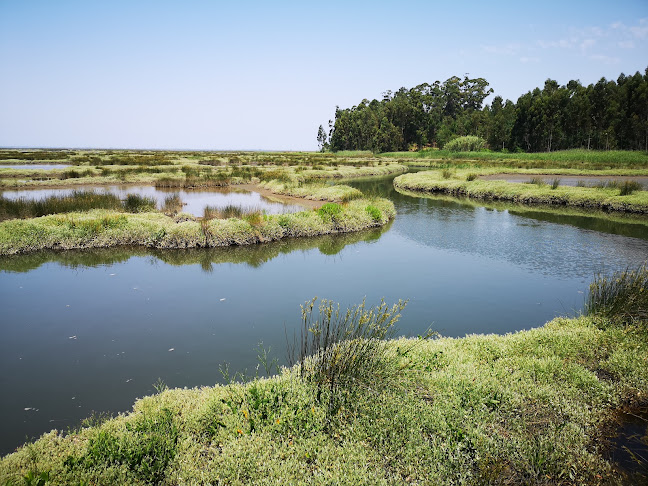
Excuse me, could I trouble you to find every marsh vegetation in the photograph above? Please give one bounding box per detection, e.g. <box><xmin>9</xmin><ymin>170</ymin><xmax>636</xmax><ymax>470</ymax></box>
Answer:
<box><xmin>0</xmin><ymin>148</ymin><xmax>647</xmax><ymax>484</ymax></box>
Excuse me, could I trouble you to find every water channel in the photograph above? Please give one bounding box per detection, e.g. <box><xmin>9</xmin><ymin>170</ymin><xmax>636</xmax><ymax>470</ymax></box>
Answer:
<box><xmin>1</xmin><ymin>175</ymin><xmax>647</xmax><ymax>455</ymax></box>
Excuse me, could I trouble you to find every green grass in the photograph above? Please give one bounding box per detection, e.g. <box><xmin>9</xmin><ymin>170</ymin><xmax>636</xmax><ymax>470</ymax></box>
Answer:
<box><xmin>1</xmin><ymin>274</ymin><xmax>647</xmax><ymax>484</ymax></box>
<box><xmin>0</xmin><ymin>198</ymin><xmax>396</xmax><ymax>255</ymax></box>
<box><xmin>0</xmin><ymin>191</ymin><xmax>161</xmax><ymax>221</ymax></box>
<box><xmin>379</xmin><ymin>149</ymin><xmax>648</xmax><ymax>170</ymax></box>
<box><xmin>394</xmin><ymin>170</ymin><xmax>648</xmax><ymax>214</ymax></box>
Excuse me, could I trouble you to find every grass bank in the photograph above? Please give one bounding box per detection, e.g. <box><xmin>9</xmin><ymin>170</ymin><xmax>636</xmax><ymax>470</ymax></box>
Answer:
<box><xmin>379</xmin><ymin>149</ymin><xmax>648</xmax><ymax>170</ymax></box>
<box><xmin>394</xmin><ymin>170</ymin><xmax>648</xmax><ymax>214</ymax></box>
<box><xmin>0</xmin><ymin>198</ymin><xmax>395</xmax><ymax>255</ymax></box>
<box><xmin>1</xmin><ymin>267</ymin><xmax>647</xmax><ymax>485</ymax></box>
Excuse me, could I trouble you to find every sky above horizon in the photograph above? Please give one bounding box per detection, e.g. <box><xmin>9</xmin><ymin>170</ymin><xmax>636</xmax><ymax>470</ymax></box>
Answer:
<box><xmin>1</xmin><ymin>0</ymin><xmax>646</xmax><ymax>151</ymax></box>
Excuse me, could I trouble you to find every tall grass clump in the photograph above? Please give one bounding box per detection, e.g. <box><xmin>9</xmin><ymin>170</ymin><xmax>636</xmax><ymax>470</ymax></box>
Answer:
<box><xmin>551</xmin><ymin>178</ymin><xmax>561</xmax><ymax>189</ymax></box>
<box><xmin>287</xmin><ymin>297</ymin><xmax>407</xmax><ymax>414</ymax></box>
<box><xmin>619</xmin><ymin>180</ymin><xmax>643</xmax><ymax>196</ymax></box>
<box><xmin>0</xmin><ymin>191</ymin><xmax>123</xmax><ymax>221</ymax></box>
<box><xmin>441</xmin><ymin>168</ymin><xmax>454</xmax><ymax>179</ymax></box>
<box><xmin>260</xmin><ymin>169</ymin><xmax>293</xmax><ymax>183</ymax></box>
<box><xmin>528</xmin><ymin>177</ymin><xmax>547</xmax><ymax>186</ymax></box>
<box><xmin>122</xmin><ymin>194</ymin><xmax>156</xmax><ymax>213</ymax></box>
<box><xmin>161</xmin><ymin>194</ymin><xmax>183</xmax><ymax>215</ymax></box>
<box><xmin>585</xmin><ymin>265</ymin><xmax>648</xmax><ymax>324</ymax></box>
<box><xmin>444</xmin><ymin>135</ymin><xmax>487</xmax><ymax>152</ymax></box>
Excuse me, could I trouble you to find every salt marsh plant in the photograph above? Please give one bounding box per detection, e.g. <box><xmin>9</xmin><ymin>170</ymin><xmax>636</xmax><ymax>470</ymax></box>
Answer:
<box><xmin>441</xmin><ymin>168</ymin><xmax>454</xmax><ymax>179</ymax></box>
<box><xmin>260</xmin><ymin>169</ymin><xmax>293</xmax><ymax>183</ymax></box>
<box><xmin>64</xmin><ymin>408</ymin><xmax>178</xmax><ymax>485</ymax></box>
<box><xmin>619</xmin><ymin>180</ymin><xmax>643</xmax><ymax>196</ymax></box>
<box><xmin>586</xmin><ymin>265</ymin><xmax>648</xmax><ymax>324</ymax></box>
<box><xmin>122</xmin><ymin>194</ymin><xmax>156</xmax><ymax>213</ymax></box>
<box><xmin>0</xmin><ymin>191</ymin><xmax>123</xmax><ymax>221</ymax></box>
<box><xmin>161</xmin><ymin>194</ymin><xmax>183</xmax><ymax>215</ymax></box>
<box><xmin>317</xmin><ymin>203</ymin><xmax>342</xmax><ymax>222</ymax></box>
<box><xmin>365</xmin><ymin>204</ymin><xmax>382</xmax><ymax>222</ymax></box>
<box><xmin>551</xmin><ymin>178</ymin><xmax>561</xmax><ymax>189</ymax></box>
<box><xmin>287</xmin><ymin>297</ymin><xmax>407</xmax><ymax>414</ymax></box>
<box><xmin>528</xmin><ymin>177</ymin><xmax>547</xmax><ymax>186</ymax></box>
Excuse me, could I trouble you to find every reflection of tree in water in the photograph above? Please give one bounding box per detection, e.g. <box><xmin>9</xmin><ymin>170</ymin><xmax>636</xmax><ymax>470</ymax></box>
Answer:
<box><xmin>0</xmin><ymin>223</ymin><xmax>391</xmax><ymax>274</ymax></box>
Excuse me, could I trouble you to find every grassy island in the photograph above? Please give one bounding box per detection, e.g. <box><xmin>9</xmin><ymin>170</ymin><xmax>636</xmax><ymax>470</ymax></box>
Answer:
<box><xmin>0</xmin><ymin>197</ymin><xmax>395</xmax><ymax>255</ymax></box>
<box><xmin>0</xmin><ymin>149</ymin><xmax>404</xmax><ymax>255</ymax></box>
<box><xmin>394</xmin><ymin>169</ymin><xmax>648</xmax><ymax>214</ymax></box>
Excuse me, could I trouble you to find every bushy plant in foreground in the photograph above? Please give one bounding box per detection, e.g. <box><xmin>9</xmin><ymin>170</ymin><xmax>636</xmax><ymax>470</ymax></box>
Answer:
<box><xmin>287</xmin><ymin>297</ymin><xmax>407</xmax><ymax>414</ymax></box>
<box><xmin>586</xmin><ymin>264</ymin><xmax>648</xmax><ymax>324</ymax></box>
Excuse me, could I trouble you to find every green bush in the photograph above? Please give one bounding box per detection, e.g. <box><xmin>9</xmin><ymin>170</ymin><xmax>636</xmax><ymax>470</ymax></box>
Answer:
<box><xmin>444</xmin><ymin>136</ymin><xmax>487</xmax><ymax>152</ymax></box>
<box><xmin>317</xmin><ymin>203</ymin><xmax>342</xmax><ymax>221</ymax></box>
<box><xmin>365</xmin><ymin>205</ymin><xmax>382</xmax><ymax>221</ymax></box>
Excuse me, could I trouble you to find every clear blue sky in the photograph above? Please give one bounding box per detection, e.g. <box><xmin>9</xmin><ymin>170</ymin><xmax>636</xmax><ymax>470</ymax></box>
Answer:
<box><xmin>1</xmin><ymin>0</ymin><xmax>646</xmax><ymax>151</ymax></box>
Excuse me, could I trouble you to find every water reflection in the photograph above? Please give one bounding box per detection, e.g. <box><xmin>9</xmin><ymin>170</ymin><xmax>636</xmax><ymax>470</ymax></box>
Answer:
<box><xmin>0</xmin><ymin>225</ymin><xmax>389</xmax><ymax>274</ymax></box>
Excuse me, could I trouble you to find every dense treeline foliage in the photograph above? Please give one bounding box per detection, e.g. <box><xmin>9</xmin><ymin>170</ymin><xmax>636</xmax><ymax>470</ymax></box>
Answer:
<box><xmin>323</xmin><ymin>68</ymin><xmax>648</xmax><ymax>153</ymax></box>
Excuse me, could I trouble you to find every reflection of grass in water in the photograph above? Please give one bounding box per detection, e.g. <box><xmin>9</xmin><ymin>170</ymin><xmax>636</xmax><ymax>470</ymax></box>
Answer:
<box><xmin>0</xmin><ymin>223</ymin><xmax>391</xmax><ymax>273</ymax></box>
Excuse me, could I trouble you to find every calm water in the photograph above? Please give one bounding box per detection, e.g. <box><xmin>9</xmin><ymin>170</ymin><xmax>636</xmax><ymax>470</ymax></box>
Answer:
<box><xmin>1</xmin><ymin>185</ymin><xmax>307</xmax><ymax>216</ymax></box>
<box><xmin>1</xmin><ymin>175</ymin><xmax>647</xmax><ymax>454</ymax></box>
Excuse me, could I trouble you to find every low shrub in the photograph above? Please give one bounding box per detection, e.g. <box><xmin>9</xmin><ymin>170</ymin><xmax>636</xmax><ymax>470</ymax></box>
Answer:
<box><xmin>365</xmin><ymin>205</ymin><xmax>382</xmax><ymax>221</ymax></box>
<box><xmin>317</xmin><ymin>203</ymin><xmax>342</xmax><ymax>222</ymax></box>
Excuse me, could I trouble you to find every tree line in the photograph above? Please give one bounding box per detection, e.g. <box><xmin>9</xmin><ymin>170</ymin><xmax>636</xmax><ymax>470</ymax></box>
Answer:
<box><xmin>318</xmin><ymin>68</ymin><xmax>648</xmax><ymax>153</ymax></box>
